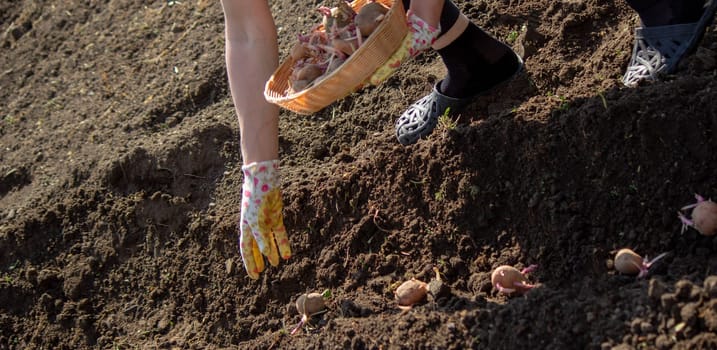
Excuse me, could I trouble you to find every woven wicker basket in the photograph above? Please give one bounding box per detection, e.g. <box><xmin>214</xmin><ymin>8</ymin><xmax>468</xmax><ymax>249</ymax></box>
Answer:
<box><xmin>264</xmin><ymin>0</ymin><xmax>408</xmax><ymax>115</ymax></box>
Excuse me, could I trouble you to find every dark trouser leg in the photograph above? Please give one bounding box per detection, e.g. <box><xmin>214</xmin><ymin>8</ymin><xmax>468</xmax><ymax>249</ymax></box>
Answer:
<box><xmin>625</xmin><ymin>0</ymin><xmax>705</xmax><ymax>26</ymax></box>
<box><xmin>436</xmin><ymin>23</ymin><xmax>520</xmax><ymax>98</ymax></box>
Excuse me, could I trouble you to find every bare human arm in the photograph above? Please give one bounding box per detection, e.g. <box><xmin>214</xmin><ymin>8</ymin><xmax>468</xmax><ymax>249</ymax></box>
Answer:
<box><xmin>221</xmin><ymin>0</ymin><xmax>279</xmax><ymax>164</ymax></box>
<box><xmin>221</xmin><ymin>0</ymin><xmax>290</xmax><ymax>280</ymax></box>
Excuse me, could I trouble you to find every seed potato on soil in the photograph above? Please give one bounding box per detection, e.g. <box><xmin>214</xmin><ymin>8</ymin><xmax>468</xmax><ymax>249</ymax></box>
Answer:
<box><xmin>295</xmin><ymin>292</ymin><xmax>327</xmax><ymax>316</ymax></box>
<box><xmin>679</xmin><ymin>194</ymin><xmax>717</xmax><ymax>236</ymax></box>
<box><xmin>613</xmin><ymin>248</ymin><xmax>668</xmax><ymax>278</ymax></box>
<box><xmin>291</xmin><ymin>292</ymin><xmax>327</xmax><ymax>334</ymax></box>
<box><xmin>3</xmin><ymin>0</ymin><xmax>717</xmax><ymax>349</ymax></box>
<box><xmin>491</xmin><ymin>265</ymin><xmax>537</xmax><ymax>295</ymax></box>
<box><xmin>394</xmin><ymin>278</ymin><xmax>429</xmax><ymax>309</ymax></box>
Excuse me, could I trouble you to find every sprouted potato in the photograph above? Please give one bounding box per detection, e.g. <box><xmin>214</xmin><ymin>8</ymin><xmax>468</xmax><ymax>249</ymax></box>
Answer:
<box><xmin>613</xmin><ymin>248</ymin><xmax>667</xmax><ymax>278</ymax></box>
<box><xmin>355</xmin><ymin>1</ymin><xmax>389</xmax><ymax>37</ymax></box>
<box><xmin>395</xmin><ymin>278</ymin><xmax>428</xmax><ymax>309</ymax></box>
<box><xmin>290</xmin><ymin>292</ymin><xmax>327</xmax><ymax>335</ymax></box>
<box><xmin>491</xmin><ymin>264</ymin><xmax>537</xmax><ymax>295</ymax></box>
<box><xmin>286</xmin><ymin>1</ymin><xmax>389</xmax><ymax>94</ymax></box>
<box><xmin>679</xmin><ymin>193</ymin><xmax>717</xmax><ymax>236</ymax></box>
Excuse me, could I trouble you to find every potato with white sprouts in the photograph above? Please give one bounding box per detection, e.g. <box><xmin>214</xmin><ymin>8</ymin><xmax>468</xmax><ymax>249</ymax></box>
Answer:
<box><xmin>678</xmin><ymin>193</ymin><xmax>717</xmax><ymax>236</ymax></box>
<box><xmin>290</xmin><ymin>292</ymin><xmax>327</xmax><ymax>335</ymax></box>
<box><xmin>491</xmin><ymin>264</ymin><xmax>537</xmax><ymax>295</ymax></box>
<box><xmin>395</xmin><ymin>278</ymin><xmax>428</xmax><ymax>309</ymax></box>
<box><xmin>613</xmin><ymin>248</ymin><xmax>667</xmax><ymax>278</ymax></box>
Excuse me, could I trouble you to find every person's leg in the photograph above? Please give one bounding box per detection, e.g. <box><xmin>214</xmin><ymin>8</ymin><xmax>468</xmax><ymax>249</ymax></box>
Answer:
<box><xmin>435</xmin><ymin>22</ymin><xmax>520</xmax><ymax>98</ymax></box>
<box><xmin>396</xmin><ymin>0</ymin><xmax>521</xmax><ymax>145</ymax></box>
<box><xmin>625</xmin><ymin>0</ymin><xmax>705</xmax><ymax>26</ymax></box>
<box><xmin>404</xmin><ymin>0</ymin><xmax>520</xmax><ymax>98</ymax></box>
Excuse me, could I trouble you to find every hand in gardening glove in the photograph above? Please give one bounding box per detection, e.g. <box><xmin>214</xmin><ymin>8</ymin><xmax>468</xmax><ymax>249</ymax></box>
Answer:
<box><xmin>368</xmin><ymin>10</ymin><xmax>440</xmax><ymax>85</ymax></box>
<box><xmin>239</xmin><ymin>159</ymin><xmax>292</xmax><ymax>279</ymax></box>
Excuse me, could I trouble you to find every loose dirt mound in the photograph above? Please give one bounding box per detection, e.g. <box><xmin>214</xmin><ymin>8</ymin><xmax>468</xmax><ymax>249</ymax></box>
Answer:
<box><xmin>2</xmin><ymin>0</ymin><xmax>717</xmax><ymax>349</ymax></box>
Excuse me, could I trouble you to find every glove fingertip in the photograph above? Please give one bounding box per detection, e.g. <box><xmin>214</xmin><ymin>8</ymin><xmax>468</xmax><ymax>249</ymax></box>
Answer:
<box><xmin>241</xmin><ymin>252</ymin><xmax>261</xmax><ymax>280</ymax></box>
<box><xmin>276</xmin><ymin>236</ymin><xmax>292</xmax><ymax>260</ymax></box>
<box><xmin>247</xmin><ymin>270</ymin><xmax>260</xmax><ymax>280</ymax></box>
<box><xmin>253</xmin><ymin>254</ymin><xmax>265</xmax><ymax>275</ymax></box>
<box><xmin>280</xmin><ymin>245</ymin><xmax>292</xmax><ymax>260</ymax></box>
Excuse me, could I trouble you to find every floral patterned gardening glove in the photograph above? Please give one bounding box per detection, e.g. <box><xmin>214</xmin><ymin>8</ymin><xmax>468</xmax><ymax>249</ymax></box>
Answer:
<box><xmin>368</xmin><ymin>10</ymin><xmax>440</xmax><ymax>85</ymax></box>
<box><xmin>239</xmin><ymin>159</ymin><xmax>291</xmax><ymax>279</ymax></box>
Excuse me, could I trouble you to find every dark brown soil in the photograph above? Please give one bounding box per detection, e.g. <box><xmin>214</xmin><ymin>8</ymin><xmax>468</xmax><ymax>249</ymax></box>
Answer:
<box><xmin>2</xmin><ymin>0</ymin><xmax>717</xmax><ymax>349</ymax></box>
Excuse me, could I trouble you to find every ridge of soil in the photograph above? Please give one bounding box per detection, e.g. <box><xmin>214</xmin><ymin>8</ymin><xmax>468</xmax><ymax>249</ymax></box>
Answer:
<box><xmin>2</xmin><ymin>0</ymin><xmax>717</xmax><ymax>349</ymax></box>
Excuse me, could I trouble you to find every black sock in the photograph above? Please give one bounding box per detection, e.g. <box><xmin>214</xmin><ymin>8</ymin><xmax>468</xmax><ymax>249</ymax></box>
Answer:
<box><xmin>400</xmin><ymin>0</ymin><xmax>520</xmax><ymax>99</ymax></box>
<box><xmin>437</xmin><ymin>24</ymin><xmax>520</xmax><ymax>98</ymax></box>
<box><xmin>625</xmin><ymin>0</ymin><xmax>705</xmax><ymax>26</ymax></box>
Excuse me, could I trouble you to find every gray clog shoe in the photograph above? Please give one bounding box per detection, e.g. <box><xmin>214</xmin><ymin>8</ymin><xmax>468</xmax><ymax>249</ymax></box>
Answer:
<box><xmin>623</xmin><ymin>0</ymin><xmax>717</xmax><ymax>87</ymax></box>
<box><xmin>395</xmin><ymin>54</ymin><xmax>524</xmax><ymax>146</ymax></box>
